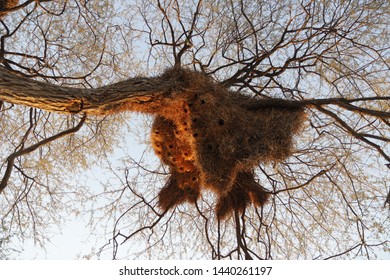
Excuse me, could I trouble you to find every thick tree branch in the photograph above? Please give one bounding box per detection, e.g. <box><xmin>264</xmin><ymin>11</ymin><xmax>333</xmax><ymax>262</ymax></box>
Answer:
<box><xmin>2</xmin><ymin>66</ymin><xmax>389</xmax><ymax>118</ymax></box>
<box><xmin>0</xmin><ymin>0</ymin><xmax>53</xmax><ymax>18</ymax></box>
<box><xmin>246</xmin><ymin>97</ymin><xmax>390</xmax><ymax>119</ymax></box>
<box><xmin>0</xmin><ymin>67</ymin><xmax>168</xmax><ymax>115</ymax></box>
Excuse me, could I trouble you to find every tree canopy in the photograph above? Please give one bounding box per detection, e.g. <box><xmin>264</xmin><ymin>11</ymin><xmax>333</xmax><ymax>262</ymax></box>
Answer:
<box><xmin>0</xmin><ymin>0</ymin><xmax>389</xmax><ymax>259</ymax></box>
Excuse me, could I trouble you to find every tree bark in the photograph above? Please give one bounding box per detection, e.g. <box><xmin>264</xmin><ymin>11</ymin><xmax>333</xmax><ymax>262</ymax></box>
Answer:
<box><xmin>1</xmin><ymin>66</ymin><xmax>389</xmax><ymax>118</ymax></box>
<box><xmin>0</xmin><ymin>67</ymin><xmax>167</xmax><ymax>115</ymax></box>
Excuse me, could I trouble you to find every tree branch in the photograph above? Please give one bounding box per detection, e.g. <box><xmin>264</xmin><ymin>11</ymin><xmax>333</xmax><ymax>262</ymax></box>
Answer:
<box><xmin>2</xmin><ymin>66</ymin><xmax>389</xmax><ymax>119</ymax></box>
<box><xmin>0</xmin><ymin>66</ymin><xmax>167</xmax><ymax>115</ymax></box>
<box><xmin>316</xmin><ymin>106</ymin><xmax>390</xmax><ymax>163</ymax></box>
<box><xmin>0</xmin><ymin>114</ymin><xmax>86</xmax><ymax>193</ymax></box>
<box><xmin>246</xmin><ymin>97</ymin><xmax>390</xmax><ymax>119</ymax></box>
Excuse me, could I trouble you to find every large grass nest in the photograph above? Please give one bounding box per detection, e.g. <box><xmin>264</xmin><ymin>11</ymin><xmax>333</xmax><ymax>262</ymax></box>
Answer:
<box><xmin>149</xmin><ymin>68</ymin><xmax>306</xmax><ymax>219</ymax></box>
<box><xmin>0</xmin><ymin>0</ymin><xmax>19</xmax><ymax>15</ymax></box>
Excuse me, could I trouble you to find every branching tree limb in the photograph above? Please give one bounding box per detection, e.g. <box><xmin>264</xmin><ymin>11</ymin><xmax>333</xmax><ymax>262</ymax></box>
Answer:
<box><xmin>0</xmin><ymin>113</ymin><xmax>86</xmax><ymax>193</ymax></box>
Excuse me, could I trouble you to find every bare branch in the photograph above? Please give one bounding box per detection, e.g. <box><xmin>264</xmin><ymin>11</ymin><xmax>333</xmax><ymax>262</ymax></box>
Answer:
<box><xmin>0</xmin><ymin>114</ymin><xmax>86</xmax><ymax>193</ymax></box>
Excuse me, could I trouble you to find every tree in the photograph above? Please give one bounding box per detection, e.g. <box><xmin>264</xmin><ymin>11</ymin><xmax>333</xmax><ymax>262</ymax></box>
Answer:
<box><xmin>0</xmin><ymin>0</ymin><xmax>389</xmax><ymax>259</ymax></box>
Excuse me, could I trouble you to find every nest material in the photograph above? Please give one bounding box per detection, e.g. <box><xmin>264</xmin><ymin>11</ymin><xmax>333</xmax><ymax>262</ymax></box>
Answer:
<box><xmin>150</xmin><ymin>68</ymin><xmax>305</xmax><ymax>219</ymax></box>
<box><xmin>152</xmin><ymin>116</ymin><xmax>201</xmax><ymax>210</ymax></box>
<box><xmin>215</xmin><ymin>171</ymin><xmax>269</xmax><ymax>219</ymax></box>
<box><xmin>0</xmin><ymin>0</ymin><xmax>18</xmax><ymax>14</ymax></box>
